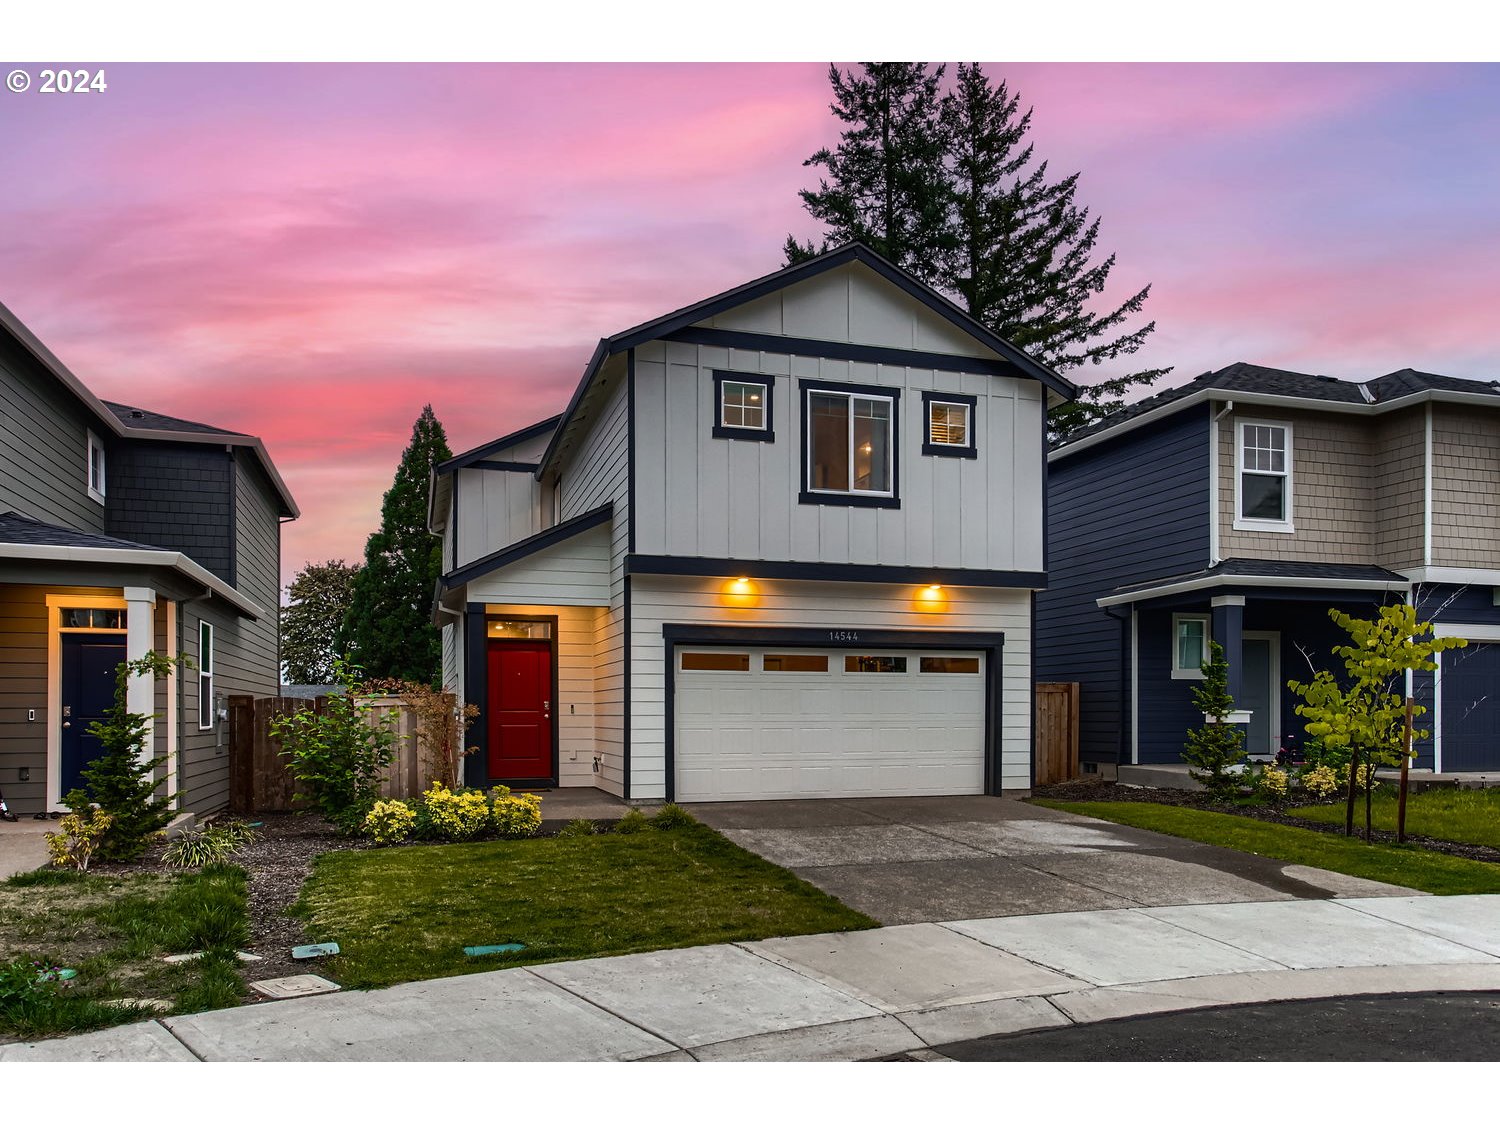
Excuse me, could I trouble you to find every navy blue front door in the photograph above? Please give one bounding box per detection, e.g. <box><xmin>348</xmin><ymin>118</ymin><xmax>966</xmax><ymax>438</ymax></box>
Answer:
<box><xmin>60</xmin><ymin>634</ymin><xmax>125</xmax><ymax>800</ymax></box>
<box><xmin>1442</xmin><ymin>642</ymin><xmax>1500</xmax><ymax>773</ymax></box>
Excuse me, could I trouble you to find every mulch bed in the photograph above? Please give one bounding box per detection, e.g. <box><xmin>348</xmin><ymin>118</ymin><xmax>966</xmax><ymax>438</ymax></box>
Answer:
<box><xmin>1030</xmin><ymin>778</ymin><xmax>1500</xmax><ymax>866</ymax></box>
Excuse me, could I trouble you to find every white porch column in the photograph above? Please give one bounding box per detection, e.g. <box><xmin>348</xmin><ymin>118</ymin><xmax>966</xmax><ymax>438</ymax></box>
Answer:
<box><xmin>123</xmin><ymin>586</ymin><xmax>157</xmax><ymax>762</ymax></box>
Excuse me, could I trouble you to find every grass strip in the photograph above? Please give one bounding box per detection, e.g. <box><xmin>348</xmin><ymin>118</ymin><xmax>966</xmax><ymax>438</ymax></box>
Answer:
<box><xmin>1288</xmin><ymin>787</ymin><xmax>1500</xmax><ymax>850</ymax></box>
<box><xmin>297</xmin><ymin>821</ymin><xmax>876</xmax><ymax>989</ymax></box>
<box><xmin>1033</xmin><ymin>800</ymin><xmax>1500</xmax><ymax>896</ymax></box>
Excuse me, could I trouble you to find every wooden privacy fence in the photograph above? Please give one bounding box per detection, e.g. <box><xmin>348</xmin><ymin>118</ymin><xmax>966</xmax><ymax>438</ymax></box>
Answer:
<box><xmin>228</xmin><ymin>694</ymin><xmax>450</xmax><ymax>814</ymax></box>
<box><xmin>1035</xmin><ymin>682</ymin><xmax>1081</xmax><ymax>786</ymax></box>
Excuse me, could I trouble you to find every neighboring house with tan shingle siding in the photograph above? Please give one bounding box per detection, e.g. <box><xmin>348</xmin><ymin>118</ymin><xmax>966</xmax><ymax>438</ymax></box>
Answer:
<box><xmin>1038</xmin><ymin>362</ymin><xmax>1500</xmax><ymax>775</ymax></box>
<box><xmin>0</xmin><ymin>300</ymin><xmax>297</xmax><ymax>817</ymax></box>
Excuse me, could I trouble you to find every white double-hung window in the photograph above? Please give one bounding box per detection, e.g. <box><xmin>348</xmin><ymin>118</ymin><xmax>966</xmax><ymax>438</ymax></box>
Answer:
<box><xmin>1235</xmin><ymin>420</ymin><xmax>1293</xmax><ymax>532</ymax></box>
<box><xmin>802</xmin><ymin>383</ymin><xmax>898</xmax><ymax>507</ymax></box>
<box><xmin>1172</xmin><ymin>614</ymin><xmax>1210</xmax><ymax>679</ymax></box>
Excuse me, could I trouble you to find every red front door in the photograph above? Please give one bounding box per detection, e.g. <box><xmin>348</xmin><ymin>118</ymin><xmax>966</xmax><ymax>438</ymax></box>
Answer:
<box><xmin>487</xmin><ymin>640</ymin><xmax>553</xmax><ymax>781</ymax></box>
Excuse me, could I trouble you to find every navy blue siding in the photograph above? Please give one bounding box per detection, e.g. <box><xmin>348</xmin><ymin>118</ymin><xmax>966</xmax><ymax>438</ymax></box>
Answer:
<box><xmin>1036</xmin><ymin>404</ymin><xmax>1212</xmax><ymax>764</ymax></box>
<box><xmin>106</xmin><ymin>442</ymin><xmax>235</xmax><ymax>583</ymax></box>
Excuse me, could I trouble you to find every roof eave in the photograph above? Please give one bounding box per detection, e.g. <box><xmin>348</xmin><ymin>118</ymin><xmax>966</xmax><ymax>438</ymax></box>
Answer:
<box><xmin>0</xmin><ymin>542</ymin><xmax>266</xmax><ymax>618</ymax></box>
<box><xmin>1097</xmin><ymin>571</ymin><xmax>1411</xmax><ymax>608</ymax></box>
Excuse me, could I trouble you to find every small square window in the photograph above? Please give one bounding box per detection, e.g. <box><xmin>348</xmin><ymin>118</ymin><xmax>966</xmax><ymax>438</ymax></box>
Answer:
<box><xmin>1172</xmin><ymin>615</ymin><xmax>1210</xmax><ymax>679</ymax></box>
<box><xmin>921</xmin><ymin>392</ymin><xmax>977</xmax><ymax>458</ymax></box>
<box><xmin>712</xmin><ymin>371</ymin><xmax>774</xmax><ymax>442</ymax></box>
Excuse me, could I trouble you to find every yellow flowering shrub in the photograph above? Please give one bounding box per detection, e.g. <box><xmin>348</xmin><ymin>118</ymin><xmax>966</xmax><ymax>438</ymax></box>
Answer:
<box><xmin>1300</xmin><ymin>764</ymin><xmax>1340</xmax><ymax>799</ymax></box>
<box><xmin>1341</xmin><ymin>762</ymin><xmax>1379</xmax><ymax>792</ymax></box>
<box><xmin>363</xmin><ymin>799</ymin><xmax>417</xmax><ymax>845</ymax></box>
<box><xmin>491</xmin><ymin>789</ymin><xmax>543</xmax><ymax>839</ymax></box>
<box><xmin>45</xmin><ymin>807</ymin><xmax>112</xmax><ymax>871</ymax></box>
<box><xmin>420</xmin><ymin>782</ymin><xmax>490</xmax><ymax>841</ymax></box>
<box><xmin>1256</xmin><ymin>765</ymin><xmax>1289</xmax><ymax>801</ymax></box>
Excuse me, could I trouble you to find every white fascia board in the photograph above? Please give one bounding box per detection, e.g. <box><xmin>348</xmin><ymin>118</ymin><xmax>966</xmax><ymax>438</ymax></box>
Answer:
<box><xmin>1434</xmin><ymin>623</ymin><xmax>1500</xmax><ymax>641</ymax></box>
<box><xmin>0</xmin><ymin>543</ymin><xmax>264</xmax><ymax>619</ymax></box>
<box><xmin>1402</xmin><ymin>566</ymin><xmax>1500</xmax><ymax>587</ymax></box>
<box><xmin>1050</xmin><ymin>386</ymin><xmax>1500</xmax><ymax>464</ymax></box>
<box><xmin>1098</xmin><ymin>572</ymin><xmax>1411</xmax><ymax>608</ymax></box>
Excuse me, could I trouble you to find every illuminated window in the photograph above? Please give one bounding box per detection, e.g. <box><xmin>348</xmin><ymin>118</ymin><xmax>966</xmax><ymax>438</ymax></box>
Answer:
<box><xmin>712</xmin><ymin>371</ymin><xmax>774</xmax><ymax>442</ymax></box>
<box><xmin>804</xmin><ymin>384</ymin><xmax>897</xmax><ymax>505</ymax></box>
<box><xmin>922</xmin><ymin>392</ymin><xmax>977</xmax><ymax>458</ymax></box>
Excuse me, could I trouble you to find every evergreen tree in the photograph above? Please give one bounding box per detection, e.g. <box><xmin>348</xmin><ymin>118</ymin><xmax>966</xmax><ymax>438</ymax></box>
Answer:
<box><xmin>788</xmin><ymin>62</ymin><xmax>1167</xmax><ymax>438</ymax></box>
<box><xmin>342</xmin><ymin>405</ymin><xmax>451</xmax><ymax>684</ymax></box>
<box><xmin>281</xmin><ymin>559</ymin><xmax>361</xmax><ymax>684</ymax></box>
<box><xmin>785</xmin><ymin>63</ymin><xmax>952</xmax><ymax>279</ymax></box>
<box><xmin>1182</xmin><ymin>641</ymin><xmax>1248</xmax><ymax>801</ymax></box>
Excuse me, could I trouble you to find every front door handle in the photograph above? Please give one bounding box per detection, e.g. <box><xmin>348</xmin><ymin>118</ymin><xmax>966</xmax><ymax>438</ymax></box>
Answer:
<box><xmin>62</xmin><ymin>721</ymin><xmax>71</xmax><ymax>729</ymax></box>
<box><xmin>543</xmin><ymin>700</ymin><xmax>550</xmax><ymax>716</ymax></box>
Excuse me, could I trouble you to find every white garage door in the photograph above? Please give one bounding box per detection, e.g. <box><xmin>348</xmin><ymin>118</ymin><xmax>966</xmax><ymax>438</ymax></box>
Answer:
<box><xmin>675</xmin><ymin>647</ymin><xmax>987</xmax><ymax>801</ymax></box>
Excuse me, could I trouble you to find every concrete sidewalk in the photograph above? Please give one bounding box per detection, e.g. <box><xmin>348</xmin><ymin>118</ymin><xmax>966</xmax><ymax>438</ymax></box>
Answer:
<box><xmin>6</xmin><ymin>894</ymin><xmax>1500</xmax><ymax>1061</ymax></box>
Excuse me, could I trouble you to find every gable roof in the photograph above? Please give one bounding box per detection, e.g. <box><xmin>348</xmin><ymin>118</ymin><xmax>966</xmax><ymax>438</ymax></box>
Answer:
<box><xmin>1098</xmin><ymin>557</ymin><xmax>1411</xmax><ymax>607</ymax></box>
<box><xmin>537</xmin><ymin>242</ymin><xmax>1078</xmax><ymax>477</ymax></box>
<box><xmin>435</xmin><ymin>413</ymin><xmax>560</xmax><ymax>475</ymax></box>
<box><xmin>0</xmin><ymin>299</ymin><xmax>299</xmax><ymax>518</ymax></box>
<box><xmin>440</xmin><ymin>502</ymin><xmax>612</xmax><ymax>590</ymax></box>
<box><xmin>1052</xmin><ymin>361</ymin><xmax>1500</xmax><ymax>460</ymax></box>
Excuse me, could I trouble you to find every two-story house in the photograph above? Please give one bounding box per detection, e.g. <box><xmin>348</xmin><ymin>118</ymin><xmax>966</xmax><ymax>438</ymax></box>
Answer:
<box><xmin>429</xmin><ymin>244</ymin><xmax>1075</xmax><ymax>803</ymax></box>
<box><xmin>1037</xmin><ymin>362</ymin><xmax>1500</xmax><ymax>777</ymax></box>
<box><xmin>0</xmin><ymin>301</ymin><xmax>298</xmax><ymax>816</ymax></box>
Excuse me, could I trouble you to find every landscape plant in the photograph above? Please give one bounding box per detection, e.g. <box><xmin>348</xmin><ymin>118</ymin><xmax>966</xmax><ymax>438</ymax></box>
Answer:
<box><xmin>44</xmin><ymin>806</ymin><xmax>112</xmax><ymax>871</ymax></box>
<box><xmin>270</xmin><ymin>656</ymin><xmax>399</xmax><ymax>833</ymax></box>
<box><xmin>1300</xmin><ymin>764</ymin><xmax>1341</xmax><ymax>800</ymax></box>
<box><xmin>417</xmin><ymin>782</ymin><xmax>490</xmax><ymax>841</ymax></box>
<box><xmin>1288</xmin><ymin>604</ymin><xmax>1464</xmax><ymax>840</ymax></box>
<box><xmin>489</xmin><ymin>786</ymin><xmax>542</xmax><ymax>839</ymax></box>
<box><xmin>1181</xmin><ymin>641</ymin><xmax>1248</xmax><ymax>800</ymax></box>
<box><xmin>1255</xmin><ymin>764</ymin><xmax>1290</xmax><ymax>803</ymax></box>
<box><xmin>363</xmin><ymin>676</ymin><xmax>478</xmax><ymax>789</ymax></box>
<box><xmin>160</xmin><ymin>822</ymin><xmax>258</xmax><ymax>868</ymax></box>
<box><xmin>363</xmin><ymin>799</ymin><xmax>417</xmax><ymax>845</ymax></box>
<box><xmin>614</xmin><ymin>809</ymin><xmax>652</xmax><ymax>835</ymax></box>
<box><xmin>557</xmin><ymin>818</ymin><xmax>598</xmax><ymax>838</ymax></box>
<box><xmin>68</xmin><ymin>652</ymin><xmax>184</xmax><ymax>861</ymax></box>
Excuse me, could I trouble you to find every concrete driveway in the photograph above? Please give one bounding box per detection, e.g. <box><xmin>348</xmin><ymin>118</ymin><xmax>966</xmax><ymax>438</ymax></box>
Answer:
<box><xmin>686</xmin><ymin>796</ymin><xmax>1412</xmax><ymax>924</ymax></box>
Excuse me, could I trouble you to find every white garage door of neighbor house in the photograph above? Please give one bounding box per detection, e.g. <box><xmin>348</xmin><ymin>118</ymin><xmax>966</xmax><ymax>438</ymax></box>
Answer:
<box><xmin>675</xmin><ymin>647</ymin><xmax>987</xmax><ymax>801</ymax></box>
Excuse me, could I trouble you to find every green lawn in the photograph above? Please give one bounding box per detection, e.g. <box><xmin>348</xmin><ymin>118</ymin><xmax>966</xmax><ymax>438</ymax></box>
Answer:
<box><xmin>1288</xmin><ymin>787</ymin><xmax>1500</xmax><ymax>849</ymax></box>
<box><xmin>1033</xmin><ymin>800</ymin><xmax>1500</xmax><ymax>896</ymax></box>
<box><xmin>296</xmin><ymin>821</ymin><xmax>877</xmax><ymax>989</ymax></box>
<box><xmin>0</xmin><ymin>864</ymin><xmax>248</xmax><ymax>1040</ymax></box>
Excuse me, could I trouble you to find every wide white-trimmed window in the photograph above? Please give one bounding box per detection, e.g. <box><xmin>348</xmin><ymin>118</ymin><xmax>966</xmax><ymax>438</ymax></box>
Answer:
<box><xmin>802</xmin><ymin>382</ymin><xmax>898</xmax><ymax>507</ymax></box>
<box><xmin>1172</xmin><ymin>614</ymin><xmax>1210</xmax><ymax>679</ymax></box>
<box><xmin>712</xmin><ymin>370</ymin><xmax>774</xmax><ymax>442</ymax></box>
<box><xmin>198</xmin><ymin>620</ymin><xmax>215</xmax><ymax>730</ymax></box>
<box><xmin>922</xmin><ymin>391</ymin><xmax>977</xmax><ymax>458</ymax></box>
<box><xmin>1235</xmin><ymin>420</ymin><xmax>1293</xmax><ymax>532</ymax></box>
<box><xmin>86</xmin><ymin>431</ymin><xmax>106</xmax><ymax>503</ymax></box>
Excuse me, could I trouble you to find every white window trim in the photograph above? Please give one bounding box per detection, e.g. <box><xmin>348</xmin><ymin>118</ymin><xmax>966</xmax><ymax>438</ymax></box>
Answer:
<box><xmin>1233</xmin><ymin>418</ymin><xmax>1294</xmax><ymax>533</ymax></box>
<box><xmin>806</xmin><ymin>388</ymin><xmax>896</xmax><ymax>498</ymax></box>
<box><xmin>198</xmin><ymin>621</ymin><xmax>215</xmax><ymax>731</ymax></box>
<box><xmin>927</xmin><ymin>399</ymin><xmax>971</xmax><ymax>447</ymax></box>
<box><xmin>86</xmin><ymin>430</ymin><xmax>106</xmax><ymax>504</ymax></box>
<box><xmin>1171</xmin><ymin>613</ymin><xmax>1211</xmax><ymax>680</ymax></box>
<box><xmin>720</xmin><ymin>380</ymin><xmax>768</xmax><ymax>432</ymax></box>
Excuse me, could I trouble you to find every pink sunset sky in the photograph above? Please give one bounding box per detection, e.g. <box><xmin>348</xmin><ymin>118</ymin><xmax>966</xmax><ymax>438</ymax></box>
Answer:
<box><xmin>1</xmin><ymin>61</ymin><xmax>1496</xmax><ymax>586</ymax></box>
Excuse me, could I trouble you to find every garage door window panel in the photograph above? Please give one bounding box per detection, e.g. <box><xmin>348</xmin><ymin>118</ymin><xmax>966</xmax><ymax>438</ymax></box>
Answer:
<box><xmin>845</xmin><ymin>655</ymin><xmax>908</xmax><ymax>674</ymax></box>
<box><xmin>920</xmin><ymin>657</ymin><xmax>980</xmax><ymax>673</ymax></box>
<box><xmin>763</xmin><ymin>654</ymin><xmax>829</xmax><ymax>672</ymax></box>
<box><xmin>681</xmin><ymin>652</ymin><xmax>751</xmax><ymax>672</ymax></box>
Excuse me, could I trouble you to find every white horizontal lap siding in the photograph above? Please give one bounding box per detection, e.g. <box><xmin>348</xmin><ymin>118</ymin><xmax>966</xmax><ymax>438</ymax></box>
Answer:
<box><xmin>477</xmin><ymin>602</ymin><xmax>601</xmax><ymax>788</ymax></box>
<box><xmin>627</xmin><ymin>575</ymin><xmax>1033</xmax><ymax>799</ymax></box>
<box><xmin>464</xmin><ymin>523</ymin><xmax>612</xmax><ymax>606</ymax></box>
<box><xmin>631</xmin><ymin>347</ymin><xmax>1042</xmax><ymax>573</ymax></box>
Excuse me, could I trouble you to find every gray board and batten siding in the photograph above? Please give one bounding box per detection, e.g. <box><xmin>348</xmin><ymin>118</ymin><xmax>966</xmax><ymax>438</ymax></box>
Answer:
<box><xmin>1035</xmin><ymin>404</ymin><xmax>1213</xmax><ymax>765</ymax></box>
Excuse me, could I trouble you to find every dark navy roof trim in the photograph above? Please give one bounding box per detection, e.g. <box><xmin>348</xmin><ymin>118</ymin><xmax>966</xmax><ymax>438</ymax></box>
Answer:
<box><xmin>1111</xmin><ymin>557</ymin><xmax>1410</xmax><ymax>598</ymax></box>
<box><xmin>442</xmin><ymin>503</ymin><xmax>612</xmax><ymax>590</ymax></box>
<box><xmin>437</xmin><ymin>414</ymin><xmax>563</xmax><ymax>475</ymax></box>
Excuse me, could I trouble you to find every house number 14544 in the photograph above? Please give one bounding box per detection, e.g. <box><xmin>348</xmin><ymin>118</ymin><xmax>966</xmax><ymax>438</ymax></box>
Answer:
<box><xmin>828</xmin><ymin>630</ymin><xmax>860</xmax><ymax>642</ymax></box>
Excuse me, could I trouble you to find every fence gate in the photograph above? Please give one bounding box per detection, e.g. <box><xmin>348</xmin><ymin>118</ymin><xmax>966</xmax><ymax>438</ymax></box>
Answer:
<box><xmin>1035</xmin><ymin>682</ymin><xmax>1080</xmax><ymax>786</ymax></box>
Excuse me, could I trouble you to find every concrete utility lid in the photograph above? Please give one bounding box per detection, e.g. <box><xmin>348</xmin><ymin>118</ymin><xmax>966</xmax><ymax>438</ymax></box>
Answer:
<box><xmin>249</xmin><ymin>975</ymin><xmax>340</xmax><ymax>1000</ymax></box>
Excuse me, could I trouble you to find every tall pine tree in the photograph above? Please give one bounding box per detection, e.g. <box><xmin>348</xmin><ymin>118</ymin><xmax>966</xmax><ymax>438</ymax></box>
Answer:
<box><xmin>342</xmin><ymin>405</ymin><xmax>451</xmax><ymax>685</ymax></box>
<box><xmin>788</xmin><ymin>61</ymin><xmax>1168</xmax><ymax>438</ymax></box>
<box><xmin>784</xmin><ymin>63</ymin><xmax>952</xmax><ymax>279</ymax></box>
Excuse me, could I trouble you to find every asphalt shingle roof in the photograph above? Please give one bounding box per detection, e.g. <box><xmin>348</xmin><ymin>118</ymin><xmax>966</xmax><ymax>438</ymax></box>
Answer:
<box><xmin>0</xmin><ymin>511</ymin><xmax>168</xmax><ymax>552</ymax></box>
<box><xmin>1055</xmin><ymin>362</ymin><xmax>1500</xmax><ymax>451</ymax></box>
<box><xmin>1112</xmin><ymin>558</ymin><xmax>1410</xmax><ymax>598</ymax></box>
<box><xmin>103</xmin><ymin>401</ymin><xmax>247</xmax><ymax>437</ymax></box>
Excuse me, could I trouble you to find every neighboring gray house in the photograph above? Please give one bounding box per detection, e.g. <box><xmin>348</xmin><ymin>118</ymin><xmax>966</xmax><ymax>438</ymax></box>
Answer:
<box><xmin>0</xmin><ymin>300</ymin><xmax>298</xmax><ymax>816</ymax></box>
<box><xmin>1037</xmin><ymin>363</ymin><xmax>1500</xmax><ymax>776</ymax></box>
<box><xmin>429</xmin><ymin>243</ymin><xmax>1075</xmax><ymax>802</ymax></box>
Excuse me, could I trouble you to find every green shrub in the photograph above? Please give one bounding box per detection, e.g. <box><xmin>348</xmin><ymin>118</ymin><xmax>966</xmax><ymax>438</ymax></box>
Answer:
<box><xmin>419</xmin><ymin>782</ymin><xmax>490</xmax><ymax>841</ymax></box>
<box><xmin>161</xmin><ymin>822</ymin><xmax>258</xmax><ymax>868</ymax></box>
<box><xmin>1255</xmin><ymin>765</ymin><xmax>1290</xmax><ymax>803</ymax></box>
<box><xmin>1300</xmin><ymin>764</ymin><xmax>1341</xmax><ymax>800</ymax></box>
<box><xmin>490</xmin><ymin>789</ymin><xmax>542</xmax><ymax>839</ymax></box>
<box><xmin>614</xmin><ymin>809</ymin><xmax>652</xmax><ymax>835</ymax></box>
<box><xmin>1182</xmin><ymin>642</ymin><xmax>1248</xmax><ymax>801</ymax></box>
<box><xmin>270</xmin><ymin>657</ymin><xmax>398</xmax><ymax>833</ymax></box>
<box><xmin>649</xmin><ymin>804</ymin><xmax>695</xmax><ymax>830</ymax></box>
<box><xmin>557</xmin><ymin>818</ymin><xmax>598</xmax><ymax>838</ymax></box>
<box><xmin>363</xmin><ymin>799</ymin><xmax>417</xmax><ymax>845</ymax></box>
<box><xmin>45</xmin><ymin>802</ymin><xmax>112</xmax><ymax>871</ymax></box>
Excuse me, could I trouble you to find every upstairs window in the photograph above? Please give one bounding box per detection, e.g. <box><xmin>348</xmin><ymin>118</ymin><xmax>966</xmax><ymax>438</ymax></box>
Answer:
<box><xmin>711</xmin><ymin>371</ymin><xmax>774</xmax><ymax>442</ymax></box>
<box><xmin>801</xmin><ymin>382</ymin><xmax>899</xmax><ymax>508</ymax></box>
<box><xmin>1236</xmin><ymin>420</ymin><xmax>1293</xmax><ymax>532</ymax></box>
<box><xmin>922</xmin><ymin>391</ymin><xmax>977</xmax><ymax>458</ymax></box>
<box><xmin>86</xmin><ymin>431</ymin><xmax>106</xmax><ymax>503</ymax></box>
